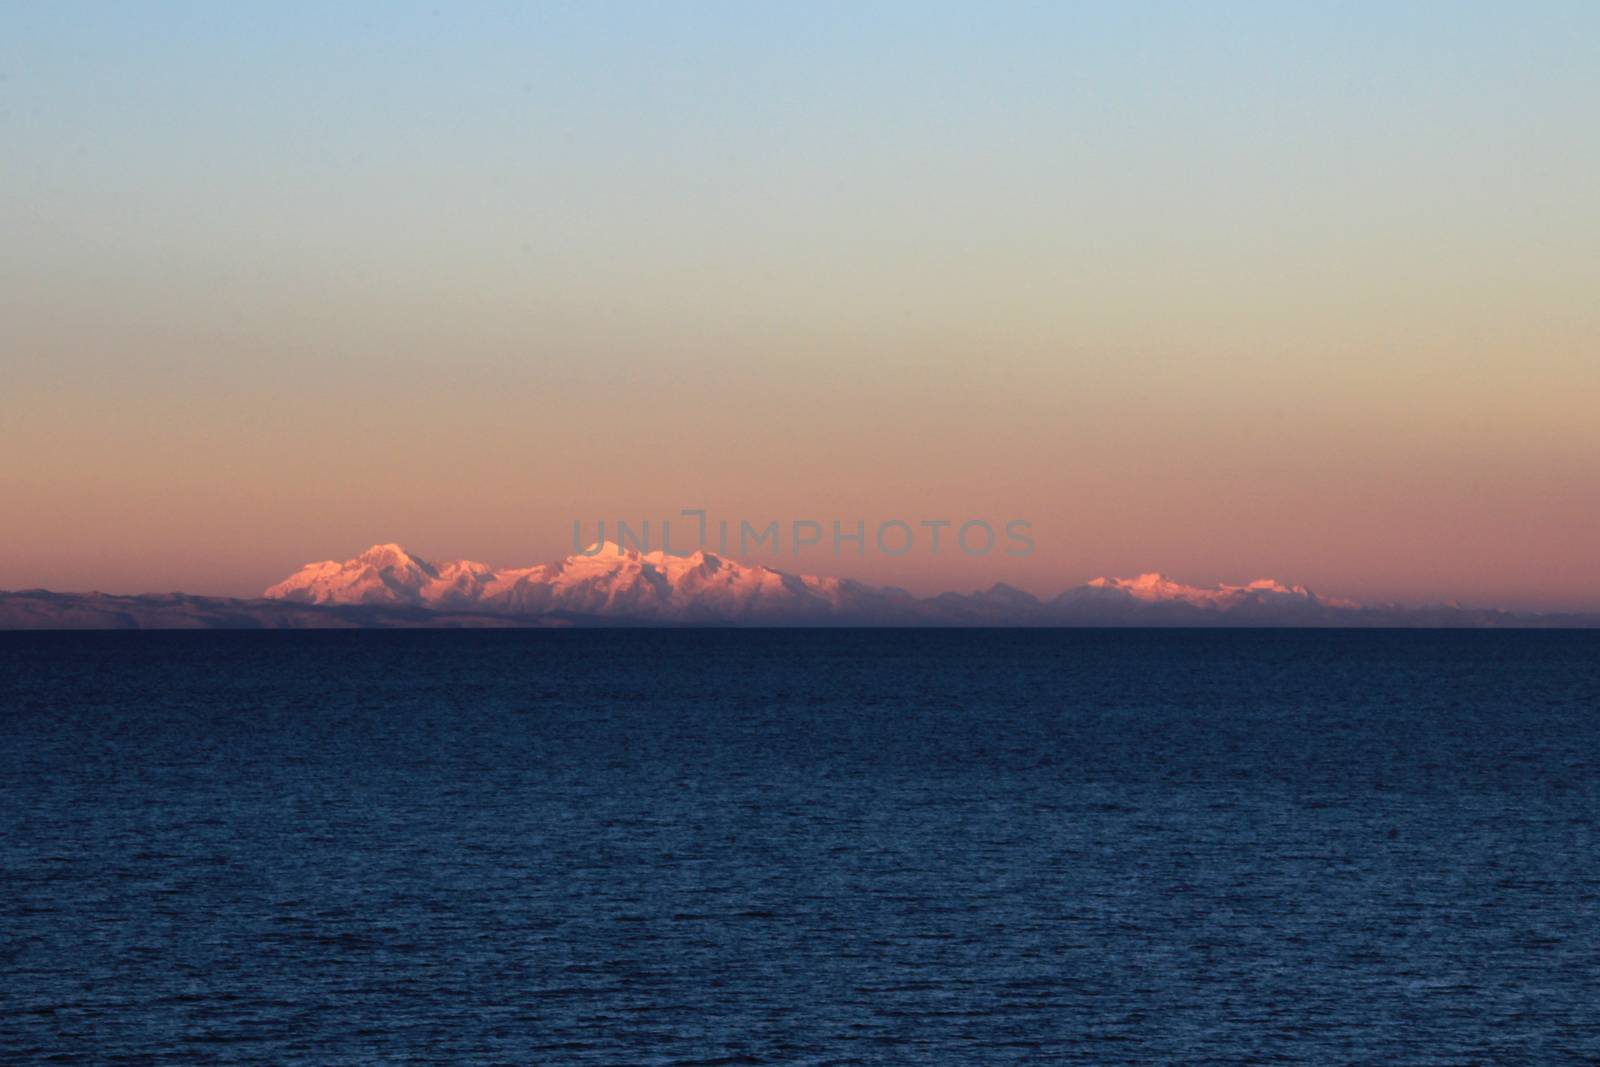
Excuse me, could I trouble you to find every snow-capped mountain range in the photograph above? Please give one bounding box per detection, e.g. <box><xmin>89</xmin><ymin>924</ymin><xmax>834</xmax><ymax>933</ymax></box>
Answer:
<box><xmin>259</xmin><ymin>542</ymin><xmax>1363</xmax><ymax>624</ymax></box>
<box><xmin>265</xmin><ymin>543</ymin><xmax>913</xmax><ymax>622</ymax></box>
<box><xmin>2</xmin><ymin>542</ymin><xmax>1591</xmax><ymax>628</ymax></box>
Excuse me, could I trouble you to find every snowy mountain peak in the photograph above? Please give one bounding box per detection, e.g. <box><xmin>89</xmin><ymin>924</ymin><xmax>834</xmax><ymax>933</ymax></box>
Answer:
<box><xmin>265</xmin><ymin>542</ymin><xmax>825</xmax><ymax>620</ymax></box>
<box><xmin>1080</xmin><ymin>571</ymin><xmax>1325</xmax><ymax>609</ymax></box>
<box><xmin>1088</xmin><ymin>572</ymin><xmax>1203</xmax><ymax>601</ymax></box>
<box><xmin>262</xmin><ymin>544</ymin><xmax>1366</xmax><ymax>624</ymax></box>
<box><xmin>266</xmin><ymin>543</ymin><xmax>442</xmax><ymax>605</ymax></box>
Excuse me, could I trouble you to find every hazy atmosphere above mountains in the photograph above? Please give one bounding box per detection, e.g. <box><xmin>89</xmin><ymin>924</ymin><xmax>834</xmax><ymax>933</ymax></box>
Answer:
<box><xmin>3</xmin><ymin>5</ymin><xmax>1597</xmax><ymax>609</ymax></box>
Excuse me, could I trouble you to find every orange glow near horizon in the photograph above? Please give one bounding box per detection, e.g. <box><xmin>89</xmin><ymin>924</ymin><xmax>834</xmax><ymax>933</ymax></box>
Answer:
<box><xmin>2</xmin><ymin>5</ymin><xmax>1597</xmax><ymax>611</ymax></box>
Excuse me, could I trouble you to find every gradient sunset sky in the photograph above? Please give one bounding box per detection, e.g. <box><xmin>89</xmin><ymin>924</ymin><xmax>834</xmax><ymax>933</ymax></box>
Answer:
<box><xmin>2</xmin><ymin>2</ymin><xmax>1597</xmax><ymax>609</ymax></box>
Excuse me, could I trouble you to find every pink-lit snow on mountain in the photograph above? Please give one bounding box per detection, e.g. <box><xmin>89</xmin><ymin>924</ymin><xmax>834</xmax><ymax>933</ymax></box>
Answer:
<box><xmin>264</xmin><ymin>543</ymin><xmax>901</xmax><ymax>622</ymax></box>
<box><xmin>264</xmin><ymin>544</ymin><xmax>1360</xmax><ymax>621</ymax></box>
<box><xmin>1082</xmin><ymin>572</ymin><xmax>1358</xmax><ymax>610</ymax></box>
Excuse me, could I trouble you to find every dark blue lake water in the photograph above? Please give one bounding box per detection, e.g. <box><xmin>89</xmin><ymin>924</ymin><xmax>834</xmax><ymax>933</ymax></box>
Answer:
<box><xmin>3</xmin><ymin>629</ymin><xmax>1598</xmax><ymax>1063</ymax></box>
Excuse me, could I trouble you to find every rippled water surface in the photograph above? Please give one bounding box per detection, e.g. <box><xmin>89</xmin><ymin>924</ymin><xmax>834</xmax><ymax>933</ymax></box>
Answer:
<box><xmin>3</xmin><ymin>629</ymin><xmax>1598</xmax><ymax>1063</ymax></box>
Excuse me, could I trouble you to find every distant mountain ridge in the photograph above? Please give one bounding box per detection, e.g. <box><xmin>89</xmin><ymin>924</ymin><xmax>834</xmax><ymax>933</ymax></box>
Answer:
<box><xmin>264</xmin><ymin>542</ymin><xmax>915</xmax><ymax>623</ymax></box>
<box><xmin>3</xmin><ymin>543</ymin><xmax>1594</xmax><ymax>629</ymax></box>
<box><xmin>267</xmin><ymin>542</ymin><xmax>1375</xmax><ymax>623</ymax></box>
